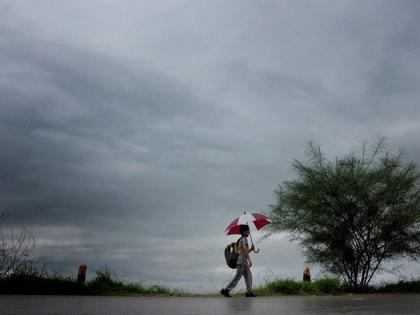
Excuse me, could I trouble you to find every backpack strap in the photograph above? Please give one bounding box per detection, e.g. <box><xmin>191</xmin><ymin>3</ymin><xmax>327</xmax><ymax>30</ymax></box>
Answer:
<box><xmin>236</xmin><ymin>236</ymin><xmax>242</xmax><ymax>245</ymax></box>
<box><xmin>236</xmin><ymin>236</ymin><xmax>244</xmax><ymax>253</ymax></box>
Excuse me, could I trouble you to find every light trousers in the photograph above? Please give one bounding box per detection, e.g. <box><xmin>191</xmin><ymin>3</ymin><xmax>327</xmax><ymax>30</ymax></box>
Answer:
<box><xmin>225</xmin><ymin>263</ymin><xmax>252</xmax><ymax>292</ymax></box>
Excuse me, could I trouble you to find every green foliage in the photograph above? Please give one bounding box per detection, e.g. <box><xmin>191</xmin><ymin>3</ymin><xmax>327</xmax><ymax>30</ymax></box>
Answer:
<box><xmin>266</xmin><ymin>278</ymin><xmax>304</xmax><ymax>294</ymax></box>
<box><xmin>375</xmin><ymin>280</ymin><xmax>420</xmax><ymax>293</ymax></box>
<box><xmin>0</xmin><ymin>265</ymin><xmax>185</xmax><ymax>296</ymax></box>
<box><xmin>312</xmin><ymin>277</ymin><xmax>343</xmax><ymax>294</ymax></box>
<box><xmin>86</xmin><ymin>267</ymin><xmax>126</xmax><ymax>295</ymax></box>
<box><xmin>255</xmin><ymin>277</ymin><xmax>420</xmax><ymax>295</ymax></box>
<box><xmin>0</xmin><ymin>264</ymin><xmax>86</xmax><ymax>295</ymax></box>
<box><xmin>255</xmin><ymin>277</ymin><xmax>343</xmax><ymax>295</ymax></box>
<box><xmin>269</xmin><ymin>140</ymin><xmax>420</xmax><ymax>289</ymax></box>
<box><xmin>85</xmin><ymin>266</ymin><xmax>178</xmax><ymax>296</ymax></box>
<box><xmin>2</xmin><ymin>263</ymin><xmax>420</xmax><ymax>296</ymax></box>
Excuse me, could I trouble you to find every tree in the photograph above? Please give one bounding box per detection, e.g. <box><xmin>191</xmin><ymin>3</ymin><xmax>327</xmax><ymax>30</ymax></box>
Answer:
<box><xmin>269</xmin><ymin>140</ymin><xmax>420</xmax><ymax>290</ymax></box>
<box><xmin>0</xmin><ymin>212</ymin><xmax>35</xmax><ymax>277</ymax></box>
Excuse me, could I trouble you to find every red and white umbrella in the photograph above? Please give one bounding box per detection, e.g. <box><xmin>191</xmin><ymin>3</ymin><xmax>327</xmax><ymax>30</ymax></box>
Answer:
<box><xmin>225</xmin><ymin>211</ymin><xmax>271</xmax><ymax>253</ymax></box>
<box><xmin>225</xmin><ymin>211</ymin><xmax>271</xmax><ymax>235</ymax></box>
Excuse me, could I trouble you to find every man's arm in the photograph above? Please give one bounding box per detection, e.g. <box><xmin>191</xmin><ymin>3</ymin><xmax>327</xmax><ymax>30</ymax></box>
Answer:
<box><xmin>242</xmin><ymin>244</ymin><xmax>252</xmax><ymax>267</ymax></box>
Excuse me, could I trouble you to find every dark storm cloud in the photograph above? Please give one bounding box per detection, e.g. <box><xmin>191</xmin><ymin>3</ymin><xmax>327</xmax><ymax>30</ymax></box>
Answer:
<box><xmin>0</xmin><ymin>23</ymin><xmax>226</xmax><ymax>228</ymax></box>
<box><xmin>1</xmin><ymin>0</ymin><xmax>420</xmax><ymax>291</ymax></box>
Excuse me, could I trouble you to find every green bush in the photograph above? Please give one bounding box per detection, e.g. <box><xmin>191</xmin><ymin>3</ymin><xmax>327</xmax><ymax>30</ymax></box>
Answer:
<box><xmin>266</xmin><ymin>278</ymin><xmax>303</xmax><ymax>294</ymax></box>
<box><xmin>86</xmin><ymin>267</ymin><xmax>125</xmax><ymax>294</ymax></box>
<box><xmin>85</xmin><ymin>267</ymin><xmax>174</xmax><ymax>295</ymax></box>
<box><xmin>301</xmin><ymin>281</ymin><xmax>319</xmax><ymax>295</ymax></box>
<box><xmin>0</xmin><ymin>265</ymin><xmax>86</xmax><ymax>295</ymax></box>
<box><xmin>0</xmin><ymin>264</ymin><xmax>183</xmax><ymax>296</ymax></box>
<box><xmin>375</xmin><ymin>280</ymin><xmax>420</xmax><ymax>293</ymax></box>
<box><xmin>313</xmin><ymin>277</ymin><xmax>343</xmax><ymax>294</ymax></box>
<box><xmin>257</xmin><ymin>277</ymin><xmax>343</xmax><ymax>295</ymax></box>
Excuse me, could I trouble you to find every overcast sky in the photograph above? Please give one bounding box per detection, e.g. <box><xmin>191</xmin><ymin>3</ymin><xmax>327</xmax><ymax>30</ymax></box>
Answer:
<box><xmin>1</xmin><ymin>0</ymin><xmax>420</xmax><ymax>292</ymax></box>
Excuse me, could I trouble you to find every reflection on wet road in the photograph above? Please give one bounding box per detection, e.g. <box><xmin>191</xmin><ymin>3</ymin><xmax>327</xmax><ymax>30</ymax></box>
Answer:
<box><xmin>1</xmin><ymin>294</ymin><xmax>419</xmax><ymax>314</ymax></box>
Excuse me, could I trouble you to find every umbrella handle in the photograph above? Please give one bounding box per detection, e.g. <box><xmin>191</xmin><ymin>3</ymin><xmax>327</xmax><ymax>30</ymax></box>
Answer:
<box><xmin>250</xmin><ymin>241</ymin><xmax>260</xmax><ymax>253</ymax></box>
<box><xmin>248</xmin><ymin>228</ymin><xmax>260</xmax><ymax>253</ymax></box>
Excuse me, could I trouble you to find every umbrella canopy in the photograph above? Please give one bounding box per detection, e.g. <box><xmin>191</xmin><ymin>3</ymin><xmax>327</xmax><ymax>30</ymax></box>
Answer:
<box><xmin>225</xmin><ymin>212</ymin><xmax>271</xmax><ymax>235</ymax></box>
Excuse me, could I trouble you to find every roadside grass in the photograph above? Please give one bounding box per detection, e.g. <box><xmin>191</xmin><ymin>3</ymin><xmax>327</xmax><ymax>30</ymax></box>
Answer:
<box><xmin>253</xmin><ymin>277</ymin><xmax>420</xmax><ymax>296</ymax></box>
<box><xmin>85</xmin><ymin>267</ymin><xmax>188</xmax><ymax>296</ymax></box>
<box><xmin>0</xmin><ymin>266</ymin><xmax>188</xmax><ymax>296</ymax></box>
<box><xmin>253</xmin><ymin>277</ymin><xmax>343</xmax><ymax>296</ymax></box>
<box><xmin>2</xmin><ymin>265</ymin><xmax>420</xmax><ymax>296</ymax></box>
<box><xmin>0</xmin><ymin>265</ymin><xmax>86</xmax><ymax>295</ymax></box>
<box><xmin>374</xmin><ymin>280</ymin><xmax>420</xmax><ymax>293</ymax></box>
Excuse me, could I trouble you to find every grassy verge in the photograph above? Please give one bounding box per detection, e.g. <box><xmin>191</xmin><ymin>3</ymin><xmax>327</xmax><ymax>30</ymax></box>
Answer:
<box><xmin>0</xmin><ymin>266</ymin><xmax>189</xmax><ymax>296</ymax></box>
<box><xmin>2</xmin><ymin>266</ymin><xmax>420</xmax><ymax>296</ymax></box>
<box><xmin>253</xmin><ymin>277</ymin><xmax>343</xmax><ymax>296</ymax></box>
<box><xmin>253</xmin><ymin>278</ymin><xmax>420</xmax><ymax>296</ymax></box>
<box><xmin>85</xmin><ymin>267</ymin><xmax>188</xmax><ymax>296</ymax></box>
<box><xmin>374</xmin><ymin>280</ymin><xmax>420</xmax><ymax>294</ymax></box>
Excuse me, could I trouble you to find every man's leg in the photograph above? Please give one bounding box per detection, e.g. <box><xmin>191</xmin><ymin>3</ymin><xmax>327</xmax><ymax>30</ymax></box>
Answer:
<box><xmin>225</xmin><ymin>264</ymin><xmax>245</xmax><ymax>292</ymax></box>
<box><xmin>243</xmin><ymin>263</ymin><xmax>253</xmax><ymax>293</ymax></box>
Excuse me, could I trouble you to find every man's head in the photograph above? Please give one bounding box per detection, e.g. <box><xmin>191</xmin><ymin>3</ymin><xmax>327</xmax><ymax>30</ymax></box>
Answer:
<box><xmin>239</xmin><ymin>224</ymin><xmax>250</xmax><ymax>237</ymax></box>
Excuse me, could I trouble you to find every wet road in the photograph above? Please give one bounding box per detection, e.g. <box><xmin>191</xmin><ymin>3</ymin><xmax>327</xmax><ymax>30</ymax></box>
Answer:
<box><xmin>1</xmin><ymin>294</ymin><xmax>419</xmax><ymax>314</ymax></box>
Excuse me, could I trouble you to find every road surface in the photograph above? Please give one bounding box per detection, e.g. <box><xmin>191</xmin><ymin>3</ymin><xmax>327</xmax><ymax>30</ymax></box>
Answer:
<box><xmin>1</xmin><ymin>294</ymin><xmax>419</xmax><ymax>314</ymax></box>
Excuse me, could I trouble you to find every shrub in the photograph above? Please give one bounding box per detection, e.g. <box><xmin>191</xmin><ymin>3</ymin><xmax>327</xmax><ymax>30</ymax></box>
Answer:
<box><xmin>0</xmin><ymin>264</ymin><xmax>86</xmax><ymax>295</ymax></box>
<box><xmin>313</xmin><ymin>277</ymin><xmax>343</xmax><ymax>294</ymax></box>
<box><xmin>266</xmin><ymin>278</ymin><xmax>303</xmax><ymax>294</ymax></box>
<box><xmin>301</xmin><ymin>281</ymin><xmax>319</xmax><ymax>295</ymax></box>
<box><xmin>86</xmin><ymin>266</ymin><xmax>175</xmax><ymax>296</ymax></box>
<box><xmin>376</xmin><ymin>280</ymin><xmax>420</xmax><ymax>293</ymax></box>
<box><xmin>87</xmin><ymin>267</ymin><xmax>129</xmax><ymax>295</ymax></box>
<box><xmin>257</xmin><ymin>277</ymin><xmax>344</xmax><ymax>295</ymax></box>
<box><xmin>0</xmin><ymin>264</ymin><xmax>180</xmax><ymax>296</ymax></box>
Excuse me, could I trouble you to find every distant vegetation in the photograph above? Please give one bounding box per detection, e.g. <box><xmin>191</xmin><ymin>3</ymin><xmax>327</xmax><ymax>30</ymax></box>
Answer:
<box><xmin>0</xmin><ymin>265</ymin><xmax>187</xmax><ymax>296</ymax></box>
<box><xmin>253</xmin><ymin>277</ymin><xmax>420</xmax><ymax>296</ymax></box>
<box><xmin>1</xmin><ymin>264</ymin><xmax>420</xmax><ymax>296</ymax></box>
<box><xmin>254</xmin><ymin>278</ymin><xmax>343</xmax><ymax>296</ymax></box>
<box><xmin>0</xmin><ymin>212</ymin><xmax>35</xmax><ymax>278</ymax></box>
<box><xmin>1</xmin><ymin>212</ymin><xmax>186</xmax><ymax>296</ymax></box>
<box><xmin>374</xmin><ymin>279</ymin><xmax>420</xmax><ymax>294</ymax></box>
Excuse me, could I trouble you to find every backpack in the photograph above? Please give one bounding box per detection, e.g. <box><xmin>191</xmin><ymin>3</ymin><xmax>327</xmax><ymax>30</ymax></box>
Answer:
<box><xmin>224</xmin><ymin>237</ymin><xmax>242</xmax><ymax>269</ymax></box>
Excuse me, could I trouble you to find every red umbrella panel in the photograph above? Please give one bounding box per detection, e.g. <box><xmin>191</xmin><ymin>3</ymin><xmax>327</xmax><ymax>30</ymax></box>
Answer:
<box><xmin>225</xmin><ymin>212</ymin><xmax>271</xmax><ymax>235</ymax></box>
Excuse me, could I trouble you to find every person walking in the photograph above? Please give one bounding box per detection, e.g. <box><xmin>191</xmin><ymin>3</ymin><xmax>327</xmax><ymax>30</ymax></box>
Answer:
<box><xmin>220</xmin><ymin>225</ymin><xmax>257</xmax><ymax>297</ymax></box>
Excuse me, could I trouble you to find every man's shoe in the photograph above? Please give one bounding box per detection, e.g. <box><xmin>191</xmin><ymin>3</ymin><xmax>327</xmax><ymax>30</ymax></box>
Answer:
<box><xmin>220</xmin><ymin>289</ymin><xmax>232</xmax><ymax>297</ymax></box>
<box><xmin>245</xmin><ymin>291</ymin><xmax>257</xmax><ymax>297</ymax></box>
